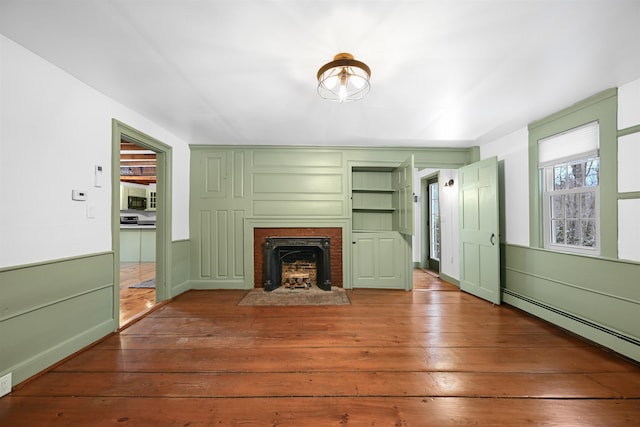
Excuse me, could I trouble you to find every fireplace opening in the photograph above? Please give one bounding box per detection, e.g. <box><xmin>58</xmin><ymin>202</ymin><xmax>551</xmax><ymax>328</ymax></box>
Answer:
<box><xmin>264</xmin><ymin>237</ymin><xmax>331</xmax><ymax>292</ymax></box>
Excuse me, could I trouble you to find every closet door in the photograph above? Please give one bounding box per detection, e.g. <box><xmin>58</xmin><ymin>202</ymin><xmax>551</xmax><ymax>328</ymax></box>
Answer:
<box><xmin>393</xmin><ymin>155</ymin><xmax>415</xmax><ymax>235</ymax></box>
<box><xmin>352</xmin><ymin>231</ymin><xmax>403</xmax><ymax>288</ymax></box>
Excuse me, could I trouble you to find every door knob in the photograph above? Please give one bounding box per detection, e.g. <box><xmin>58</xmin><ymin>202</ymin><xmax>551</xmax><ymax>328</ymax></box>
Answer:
<box><xmin>490</xmin><ymin>233</ymin><xmax>496</xmax><ymax>246</ymax></box>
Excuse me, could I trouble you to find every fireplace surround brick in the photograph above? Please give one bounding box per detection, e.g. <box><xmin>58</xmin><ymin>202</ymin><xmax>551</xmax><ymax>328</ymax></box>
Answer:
<box><xmin>254</xmin><ymin>227</ymin><xmax>343</xmax><ymax>288</ymax></box>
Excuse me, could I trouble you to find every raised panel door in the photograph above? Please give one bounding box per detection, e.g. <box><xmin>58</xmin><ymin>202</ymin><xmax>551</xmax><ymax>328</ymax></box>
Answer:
<box><xmin>352</xmin><ymin>231</ymin><xmax>404</xmax><ymax>289</ymax></box>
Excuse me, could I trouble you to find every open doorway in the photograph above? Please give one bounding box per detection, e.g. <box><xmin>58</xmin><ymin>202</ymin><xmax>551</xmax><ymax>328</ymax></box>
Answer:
<box><xmin>426</xmin><ymin>177</ymin><xmax>441</xmax><ymax>273</ymax></box>
<box><xmin>112</xmin><ymin>119</ymin><xmax>172</xmax><ymax>329</ymax></box>
<box><xmin>119</xmin><ymin>139</ymin><xmax>157</xmax><ymax>325</ymax></box>
<box><xmin>419</xmin><ymin>174</ymin><xmax>441</xmax><ymax>277</ymax></box>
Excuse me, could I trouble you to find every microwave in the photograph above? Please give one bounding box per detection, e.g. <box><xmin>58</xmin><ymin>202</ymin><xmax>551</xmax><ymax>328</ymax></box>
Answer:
<box><xmin>128</xmin><ymin>195</ymin><xmax>147</xmax><ymax>210</ymax></box>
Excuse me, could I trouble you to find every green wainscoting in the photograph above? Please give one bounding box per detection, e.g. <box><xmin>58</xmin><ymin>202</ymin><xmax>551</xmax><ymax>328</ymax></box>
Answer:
<box><xmin>171</xmin><ymin>239</ymin><xmax>191</xmax><ymax>297</ymax></box>
<box><xmin>0</xmin><ymin>252</ymin><xmax>115</xmax><ymax>386</ymax></box>
<box><xmin>1</xmin><ymin>239</ymin><xmax>192</xmax><ymax>387</ymax></box>
<box><xmin>502</xmin><ymin>244</ymin><xmax>640</xmax><ymax>362</ymax></box>
<box><xmin>439</xmin><ymin>273</ymin><xmax>460</xmax><ymax>287</ymax></box>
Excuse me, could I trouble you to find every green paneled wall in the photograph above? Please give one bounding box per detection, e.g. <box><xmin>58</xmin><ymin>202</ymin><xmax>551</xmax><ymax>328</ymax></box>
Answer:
<box><xmin>253</xmin><ymin>149</ymin><xmax>343</xmax><ymax>168</ymax></box>
<box><xmin>171</xmin><ymin>239</ymin><xmax>192</xmax><ymax>296</ymax></box>
<box><xmin>189</xmin><ymin>145</ymin><xmax>475</xmax><ymax>289</ymax></box>
<box><xmin>0</xmin><ymin>252</ymin><xmax>115</xmax><ymax>386</ymax></box>
<box><xmin>502</xmin><ymin>244</ymin><xmax>640</xmax><ymax>361</ymax></box>
<box><xmin>1</xmin><ymin>239</ymin><xmax>191</xmax><ymax>387</ymax></box>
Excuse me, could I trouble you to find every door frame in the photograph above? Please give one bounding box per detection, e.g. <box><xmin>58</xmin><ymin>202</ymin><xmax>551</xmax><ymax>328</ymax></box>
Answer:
<box><xmin>425</xmin><ymin>175</ymin><xmax>441</xmax><ymax>273</ymax></box>
<box><xmin>111</xmin><ymin>119</ymin><xmax>173</xmax><ymax>327</ymax></box>
<box><xmin>419</xmin><ymin>172</ymin><xmax>439</xmax><ymax>270</ymax></box>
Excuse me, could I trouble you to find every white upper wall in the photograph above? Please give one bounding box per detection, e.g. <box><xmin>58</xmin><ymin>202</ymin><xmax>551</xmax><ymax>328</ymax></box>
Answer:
<box><xmin>0</xmin><ymin>35</ymin><xmax>190</xmax><ymax>268</ymax></box>
<box><xmin>617</xmin><ymin>78</ymin><xmax>640</xmax><ymax>262</ymax></box>
<box><xmin>618</xmin><ymin>78</ymin><xmax>640</xmax><ymax>131</ymax></box>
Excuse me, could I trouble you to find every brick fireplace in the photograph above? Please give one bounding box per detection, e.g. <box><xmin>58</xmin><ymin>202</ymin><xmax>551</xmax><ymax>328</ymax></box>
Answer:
<box><xmin>254</xmin><ymin>227</ymin><xmax>343</xmax><ymax>289</ymax></box>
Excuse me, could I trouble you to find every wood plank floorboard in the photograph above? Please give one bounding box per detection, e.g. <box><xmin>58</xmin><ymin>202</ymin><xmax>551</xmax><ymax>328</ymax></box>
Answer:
<box><xmin>2</xmin><ymin>397</ymin><xmax>639</xmax><ymax>426</ymax></box>
<box><xmin>119</xmin><ymin>262</ymin><xmax>156</xmax><ymax>326</ymax></box>
<box><xmin>2</xmin><ymin>270</ymin><xmax>639</xmax><ymax>426</ymax></box>
<box><xmin>99</xmin><ymin>330</ymin><xmax>588</xmax><ymax>350</ymax></box>
<box><xmin>12</xmin><ymin>370</ymin><xmax>639</xmax><ymax>399</ymax></box>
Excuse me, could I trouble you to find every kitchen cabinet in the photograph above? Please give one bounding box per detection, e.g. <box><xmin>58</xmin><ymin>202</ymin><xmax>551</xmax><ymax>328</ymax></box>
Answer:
<box><xmin>120</xmin><ymin>228</ymin><xmax>156</xmax><ymax>262</ymax></box>
<box><xmin>140</xmin><ymin>229</ymin><xmax>156</xmax><ymax>261</ymax></box>
<box><xmin>120</xmin><ymin>184</ymin><xmax>127</xmax><ymax>210</ymax></box>
<box><xmin>120</xmin><ymin>183</ymin><xmax>154</xmax><ymax>211</ymax></box>
<box><xmin>146</xmin><ymin>188</ymin><xmax>157</xmax><ymax>211</ymax></box>
<box><xmin>120</xmin><ymin>228</ymin><xmax>141</xmax><ymax>261</ymax></box>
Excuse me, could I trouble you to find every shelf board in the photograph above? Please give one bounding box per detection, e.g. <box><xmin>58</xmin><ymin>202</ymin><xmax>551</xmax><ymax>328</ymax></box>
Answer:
<box><xmin>352</xmin><ymin>208</ymin><xmax>395</xmax><ymax>212</ymax></box>
<box><xmin>352</xmin><ymin>188</ymin><xmax>394</xmax><ymax>193</ymax></box>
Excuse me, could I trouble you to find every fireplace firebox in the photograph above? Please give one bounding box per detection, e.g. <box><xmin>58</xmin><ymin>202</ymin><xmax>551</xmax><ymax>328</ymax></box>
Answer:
<box><xmin>263</xmin><ymin>237</ymin><xmax>331</xmax><ymax>291</ymax></box>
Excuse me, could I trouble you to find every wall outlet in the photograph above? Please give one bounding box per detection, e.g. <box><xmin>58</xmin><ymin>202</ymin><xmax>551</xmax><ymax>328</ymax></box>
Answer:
<box><xmin>0</xmin><ymin>372</ymin><xmax>11</xmax><ymax>397</ymax></box>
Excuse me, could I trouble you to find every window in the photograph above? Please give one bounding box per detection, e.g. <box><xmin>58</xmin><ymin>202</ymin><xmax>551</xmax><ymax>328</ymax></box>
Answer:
<box><xmin>529</xmin><ymin>88</ymin><xmax>616</xmax><ymax>258</ymax></box>
<box><xmin>148</xmin><ymin>190</ymin><xmax>157</xmax><ymax>209</ymax></box>
<box><xmin>539</xmin><ymin>122</ymin><xmax>600</xmax><ymax>255</ymax></box>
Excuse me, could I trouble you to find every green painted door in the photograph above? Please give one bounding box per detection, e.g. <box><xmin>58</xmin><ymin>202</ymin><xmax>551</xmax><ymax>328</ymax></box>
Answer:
<box><xmin>393</xmin><ymin>155</ymin><xmax>414</xmax><ymax>235</ymax></box>
<box><xmin>459</xmin><ymin>156</ymin><xmax>501</xmax><ymax>304</ymax></box>
<box><xmin>352</xmin><ymin>231</ymin><xmax>404</xmax><ymax>288</ymax></box>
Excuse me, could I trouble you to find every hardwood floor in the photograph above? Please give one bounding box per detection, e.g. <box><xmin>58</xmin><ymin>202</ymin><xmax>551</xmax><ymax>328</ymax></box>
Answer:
<box><xmin>119</xmin><ymin>262</ymin><xmax>156</xmax><ymax>326</ymax></box>
<box><xmin>2</xmin><ymin>270</ymin><xmax>639</xmax><ymax>425</ymax></box>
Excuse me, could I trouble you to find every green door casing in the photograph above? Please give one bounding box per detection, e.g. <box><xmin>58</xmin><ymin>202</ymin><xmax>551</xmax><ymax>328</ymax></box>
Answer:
<box><xmin>427</xmin><ymin>178</ymin><xmax>441</xmax><ymax>272</ymax></box>
<box><xmin>458</xmin><ymin>156</ymin><xmax>501</xmax><ymax>304</ymax></box>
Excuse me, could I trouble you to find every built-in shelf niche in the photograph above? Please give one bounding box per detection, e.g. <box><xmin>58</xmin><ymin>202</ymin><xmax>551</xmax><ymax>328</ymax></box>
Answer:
<box><xmin>352</xmin><ymin>168</ymin><xmax>396</xmax><ymax>232</ymax></box>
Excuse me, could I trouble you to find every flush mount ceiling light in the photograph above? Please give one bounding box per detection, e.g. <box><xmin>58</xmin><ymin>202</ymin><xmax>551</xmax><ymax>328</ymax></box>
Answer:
<box><xmin>317</xmin><ymin>53</ymin><xmax>371</xmax><ymax>102</ymax></box>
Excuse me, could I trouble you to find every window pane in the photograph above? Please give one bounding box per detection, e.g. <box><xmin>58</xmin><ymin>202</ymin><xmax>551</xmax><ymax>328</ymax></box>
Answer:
<box><xmin>581</xmin><ymin>220</ymin><xmax>596</xmax><ymax>247</ymax></box>
<box><xmin>552</xmin><ymin>220</ymin><xmax>565</xmax><ymax>244</ymax></box>
<box><xmin>581</xmin><ymin>191</ymin><xmax>596</xmax><ymax>218</ymax></box>
<box><xmin>543</xmin><ymin>155</ymin><xmax>599</xmax><ymax>254</ymax></box>
<box><xmin>567</xmin><ymin>162</ymin><xmax>583</xmax><ymax>188</ymax></box>
<box><xmin>429</xmin><ymin>183</ymin><xmax>440</xmax><ymax>261</ymax></box>
<box><xmin>551</xmin><ymin>195</ymin><xmax>565</xmax><ymax>219</ymax></box>
<box><xmin>585</xmin><ymin>159</ymin><xmax>599</xmax><ymax>187</ymax></box>
<box><xmin>554</xmin><ymin>165</ymin><xmax>567</xmax><ymax>190</ymax></box>
<box><xmin>566</xmin><ymin>220</ymin><xmax>581</xmax><ymax>245</ymax></box>
<box><xmin>566</xmin><ymin>194</ymin><xmax>579</xmax><ymax>218</ymax></box>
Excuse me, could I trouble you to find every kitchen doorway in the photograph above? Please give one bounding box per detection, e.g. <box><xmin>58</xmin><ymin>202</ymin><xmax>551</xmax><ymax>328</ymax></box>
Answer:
<box><xmin>119</xmin><ymin>139</ymin><xmax>157</xmax><ymax>325</ymax></box>
<box><xmin>112</xmin><ymin>120</ymin><xmax>172</xmax><ymax>329</ymax></box>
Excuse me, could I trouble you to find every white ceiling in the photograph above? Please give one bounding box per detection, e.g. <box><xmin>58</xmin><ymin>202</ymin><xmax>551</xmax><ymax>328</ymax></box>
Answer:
<box><xmin>1</xmin><ymin>0</ymin><xmax>639</xmax><ymax>148</ymax></box>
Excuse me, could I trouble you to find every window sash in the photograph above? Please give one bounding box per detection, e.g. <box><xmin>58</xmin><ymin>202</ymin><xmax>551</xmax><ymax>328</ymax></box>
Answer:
<box><xmin>542</xmin><ymin>161</ymin><xmax>600</xmax><ymax>255</ymax></box>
